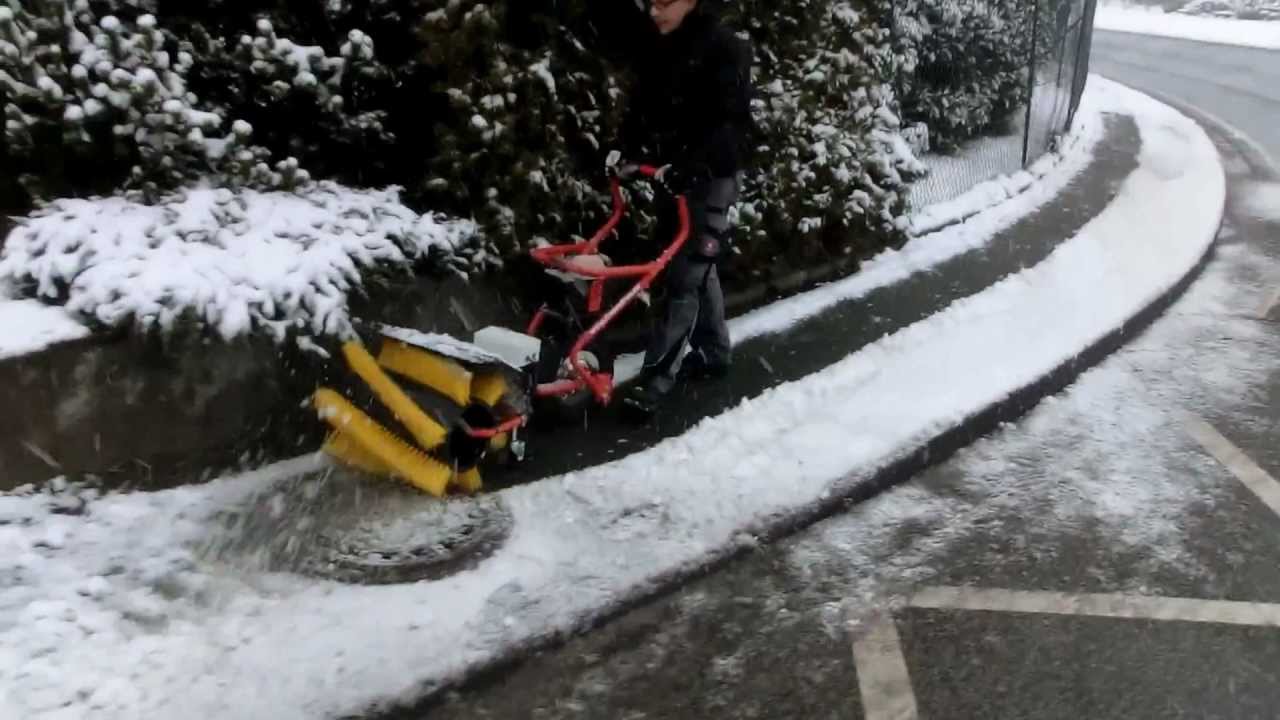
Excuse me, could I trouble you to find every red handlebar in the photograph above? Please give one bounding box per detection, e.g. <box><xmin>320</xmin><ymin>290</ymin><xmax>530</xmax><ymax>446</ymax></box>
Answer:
<box><xmin>528</xmin><ymin>169</ymin><xmax>689</xmax><ymax>275</ymax></box>
<box><xmin>630</xmin><ymin>164</ymin><xmax>663</xmax><ymax>179</ymax></box>
<box><xmin>528</xmin><ymin>166</ymin><xmax>692</xmax><ymax>405</ymax></box>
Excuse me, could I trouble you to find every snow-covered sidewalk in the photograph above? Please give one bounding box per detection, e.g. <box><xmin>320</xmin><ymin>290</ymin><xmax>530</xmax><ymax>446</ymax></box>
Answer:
<box><xmin>1096</xmin><ymin>3</ymin><xmax>1280</xmax><ymax>49</ymax></box>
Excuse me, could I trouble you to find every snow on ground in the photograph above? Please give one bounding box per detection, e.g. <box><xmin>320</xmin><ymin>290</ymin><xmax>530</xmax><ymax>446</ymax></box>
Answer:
<box><xmin>907</xmin><ymin>158</ymin><xmax>1034</xmax><ymax>236</ymax></box>
<box><xmin>0</xmin><ymin>77</ymin><xmax>1226</xmax><ymax>719</ymax></box>
<box><xmin>1097</xmin><ymin>3</ymin><xmax>1280</xmax><ymax>49</ymax></box>
<box><xmin>1179</xmin><ymin>0</ymin><xmax>1280</xmax><ymax>20</ymax></box>
<box><xmin>907</xmin><ymin>120</ymin><xmax>1024</xmax><ymax>210</ymax></box>
<box><xmin>905</xmin><ymin>137</ymin><xmax>1075</xmax><ymax>237</ymax></box>
<box><xmin>0</xmin><ymin>182</ymin><xmax>476</xmax><ymax>344</ymax></box>
<box><xmin>0</xmin><ymin>299</ymin><xmax>90</xmax><ymax>360</ymax></box>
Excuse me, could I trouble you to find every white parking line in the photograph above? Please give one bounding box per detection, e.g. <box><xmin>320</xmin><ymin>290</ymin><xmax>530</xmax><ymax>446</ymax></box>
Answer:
<box><xmin>850</xmin><ymin>611</ymin><xmax>919</xmax><ymax>720</ymax></box>
<box><xmin>911</xmin><ymin>586</ymin><xmax>1280</xmax><ymax>627</ymax></box>
<box><xmin>1186</xmin><ymin>416</ymin><xmax>1280</xmax><ymax>520</ymax></box>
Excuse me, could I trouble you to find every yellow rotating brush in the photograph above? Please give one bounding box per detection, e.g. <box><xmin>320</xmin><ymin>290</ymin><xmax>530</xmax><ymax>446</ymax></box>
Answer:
<box><xmin>315</xmin><ymin>338</ymin><xmax>514</xmax><ymax>496</ymax></box>
<box><xmin>313</xmin><ymin>388</ymin><xmax>452</xmax><ymax>496</ymax></box>
<box><xmin>376</xmin><ymin>340</ymin><xmax>474</xmax><ymax>407</ymax></box>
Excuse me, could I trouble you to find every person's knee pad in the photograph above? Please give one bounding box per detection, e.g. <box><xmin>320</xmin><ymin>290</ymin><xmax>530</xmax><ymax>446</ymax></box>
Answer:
<box><xmin>693</xmin><ymin>232</ymin><xmax>722</xmax><ymax>259</ymax></box>
<box><xmin>692</xmin><ymin>178</ymin><xmax>737</xmax><ymax>260</ymax></box>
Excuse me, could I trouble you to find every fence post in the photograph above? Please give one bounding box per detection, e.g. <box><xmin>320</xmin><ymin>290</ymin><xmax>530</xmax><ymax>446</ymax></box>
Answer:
<box><xmin>1068</xmin><ymin>0</ymin><xmax>1097</xmax><ymax>129</ymax></box>
<box><xmin>1021</xmin><ymin>0</ymin><xmax>1041</xmax><ymax>167</ymax></box>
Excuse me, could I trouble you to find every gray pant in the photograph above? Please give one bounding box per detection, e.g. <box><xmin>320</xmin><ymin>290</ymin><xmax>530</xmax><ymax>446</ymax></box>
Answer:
<box><xmin>642</xmin><ymin>177</ymin><xmax>736</xmax><ymax>394</ymax></box>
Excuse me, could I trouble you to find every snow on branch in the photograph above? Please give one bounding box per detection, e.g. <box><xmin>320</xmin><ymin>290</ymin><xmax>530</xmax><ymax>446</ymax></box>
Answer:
<box><xmin>0</xmin><ymin>183</ymin><xmax>478</xmax><ymax>342</ymax></box>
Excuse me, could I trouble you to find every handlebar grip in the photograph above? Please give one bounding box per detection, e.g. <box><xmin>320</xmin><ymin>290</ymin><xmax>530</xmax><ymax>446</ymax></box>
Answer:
<box><xmin>612</xmin><ymin>163</ymin><xmax>681</xmax><ymax>196</ymax></box>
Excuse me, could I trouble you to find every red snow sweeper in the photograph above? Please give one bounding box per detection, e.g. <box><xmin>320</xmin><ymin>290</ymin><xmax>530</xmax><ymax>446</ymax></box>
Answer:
<box><xmin>311</xmin><ymin>158</ymin><xmax>690</xmax><ymax>495</ymax></box>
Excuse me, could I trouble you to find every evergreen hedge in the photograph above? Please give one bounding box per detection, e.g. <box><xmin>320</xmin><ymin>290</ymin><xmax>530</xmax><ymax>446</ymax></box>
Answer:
<box><xmin>2</xmin><ymin>0</ymin><xmax>1043</xmax><ymax>316</ymax></box>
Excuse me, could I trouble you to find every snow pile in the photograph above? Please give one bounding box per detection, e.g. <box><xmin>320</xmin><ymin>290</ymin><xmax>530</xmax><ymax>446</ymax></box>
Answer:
<box><xmin>0</xmin><ymin>301</ymin><xmax>91</xmax><ymax>360</ymax></box>
<box><xmin>909</xmin><ymin>172</ymin><xmax>1032</xmax><ymax>235</ymax></box>
<box><xmin>1177</xmin><ymin>0</ymin><xmax>1280</xmax><ymax>21</ymax></box>
<box><xmin>0</xmin><ymin>184</ymin><xmax>477</xmax><ymax>341</ymax></box>
<box><xmin>1096</xmin><ymin>3</ymin><xmax>1280</xmax><ymax>47</ymax></box>
<box><xmin>0</xmin><ymin>242</ymin><xmax>94</xmax><ymax>361</ymax></box>
<box><xmin>0</xmin><ymin>77</ymin><xmax>1226</xmax><ymax>719</ymax></box>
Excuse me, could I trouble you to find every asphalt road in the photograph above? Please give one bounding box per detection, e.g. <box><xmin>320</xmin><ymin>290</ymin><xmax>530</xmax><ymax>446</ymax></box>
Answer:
<box><xmin>1092</xmin><ymin>30</ymin><xmax>1280</xmax><ymax>158</ymax></box>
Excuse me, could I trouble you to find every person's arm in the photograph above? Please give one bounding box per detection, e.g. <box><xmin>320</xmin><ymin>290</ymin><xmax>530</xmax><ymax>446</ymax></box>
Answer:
<box><xmin>685</xmin><ymin>31</ymin><xmax>752</xmax><ymax>181</ymax></box>
<box><xmin>616</xmin><ymin>92</ymin><xmax>645</xmax><ymax>161</ymax></box>
<box><xmin>619</xmin><ymin>75</ymin><xmax>651</xmax><ymax>162</ymax></box>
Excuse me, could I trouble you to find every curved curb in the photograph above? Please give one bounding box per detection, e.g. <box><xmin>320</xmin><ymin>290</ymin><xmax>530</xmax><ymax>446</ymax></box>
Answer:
<box><xmin>1126</xmin><ymin>84</ymin><xmax>1280</xmax><ymax>181</ymax></box>
<box><xmin>377</xmin><ymin>84</ymin><xmax>1230</xmax><ymax>714</ymax></box>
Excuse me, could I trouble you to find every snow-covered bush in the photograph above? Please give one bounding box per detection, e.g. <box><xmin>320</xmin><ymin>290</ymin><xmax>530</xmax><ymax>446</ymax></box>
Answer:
<box><xmin>170</xmin><ymin>0</ymin><xmax>930</xmax><ymax>277</ymax></box>
<box><xmin>177</xmin><ymin>16</ymin><xmax>395</xmax><ymax>188</ymax></box>
<box><xmin>0</xmin><ymin>182</ymin><xmax>477</xmax><ymax>340</ymax></box>
<box><xmin>1176</xmin><ymin>0</ymin><xmax>1280</xmax><ymax>18</ymax></box>
<box><xmin>160</xmin><ymin>0</ymin><xmax>623</xmax><ymax>257</ymax></box>
<box><xmin>2</xmin><ymin>0</ymin><xmax>1053</xmax><ymax>344</ymax></box>
<box><xmin>0</xmin><ymin>0</ymin><xmax>283</xmax><ymax>205</ymax></box>
<box><xmin>406</xmin><ymin>0</ymin><xmax>637</xmax><ymax>257</ymax></box>
<box><xmin>887</xmin><ymin>0</ymin><xmax>1032</xmax><ymax>150</ymax></box>
<box><xmin>720</xmin><ymin>0</ymin><xmax>924</xmax><ymax>273</ymax></box>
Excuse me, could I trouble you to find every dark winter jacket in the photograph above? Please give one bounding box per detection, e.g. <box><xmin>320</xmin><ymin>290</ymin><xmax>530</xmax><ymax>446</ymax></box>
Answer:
<box><xmin>620</xmin><ymin>8</ymin><xmax>753</xmax><ymax>182</ymax></box>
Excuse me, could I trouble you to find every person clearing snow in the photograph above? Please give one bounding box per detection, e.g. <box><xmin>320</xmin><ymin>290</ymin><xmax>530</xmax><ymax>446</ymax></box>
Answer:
<box><xmin>305</xmin><ymin>1</ymin><xmax>755</xmax><ymax>490</ymax></box>
<box><xmin>614</xmin><ymin>0</ymin><xmax>754</xmax><ymax>417</ymax></box>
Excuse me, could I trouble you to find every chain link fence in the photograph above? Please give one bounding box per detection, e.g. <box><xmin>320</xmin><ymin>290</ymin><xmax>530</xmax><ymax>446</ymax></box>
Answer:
<box><xmin>905</xmin><ymin>0</ymin><xmax>1098</xmax><ymax>208</ymax></box>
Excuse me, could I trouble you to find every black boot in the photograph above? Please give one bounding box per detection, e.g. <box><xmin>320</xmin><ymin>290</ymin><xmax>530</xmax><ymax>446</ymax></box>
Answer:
<box><xmin>621</xmin><ymin>381</ymin><xmax>665</xmax><ymax>420</ymax></box>
<box><xmin>679</xmin><ymin>348</ymin><xmax>730</xmax><ymax>381</ymax></box>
